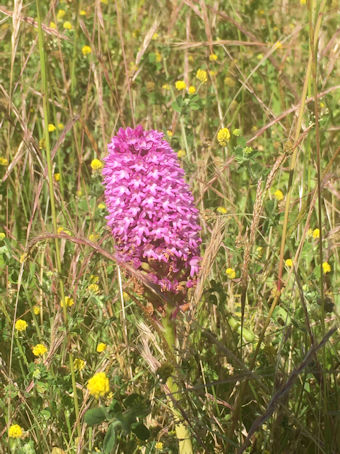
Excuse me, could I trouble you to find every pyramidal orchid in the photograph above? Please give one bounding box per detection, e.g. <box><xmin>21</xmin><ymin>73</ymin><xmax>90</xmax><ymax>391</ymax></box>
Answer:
<box><xmin>102</xmin><ymin>125</ymin><xmax>201</xmax><ymax>309</ymax></box>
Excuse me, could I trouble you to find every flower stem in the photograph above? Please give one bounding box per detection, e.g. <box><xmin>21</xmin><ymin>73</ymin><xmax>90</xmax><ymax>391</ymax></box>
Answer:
<box><xmin>162</xmin><ymin>306</ymin><xmax>193</xmax><ymax>454</ymax></box>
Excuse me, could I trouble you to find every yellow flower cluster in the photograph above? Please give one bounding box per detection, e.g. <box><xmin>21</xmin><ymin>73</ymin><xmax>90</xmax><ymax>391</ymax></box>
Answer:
<box><xmin>74</xmin><ymin>358</ymin><xmax>86</xmax><ymax>371</ymax></box>
<box><xmin>209</xmin><ymin>53</ymin><xmax>218</xmax><ymax>61</ymax></box>
<box><xmin>177</xmin><ymin>149</ymin><xmax>186</xmax><ymax>158</ymax></box>
<box><xmin>217</xmin><ymin>206</ymin><xmax>227</xmax><ymax>214</ymax></box>
<box><xmin>63</xmin><ymin>21</ymin><xmax>72</xmax><ymax>30</ymax></box>
<box><xmin>0</xmin><ymin>233</ymin><xmax>5</xmax><ymax>240</ymax></box>
<box><xmin>88</xmin><ymin>283</ymin><xmax>100</xmax><ymax>294</ymax></box>
<box><xmin>60</xmin><ymin>296</ymin><xmax>74</xmax><ymax>308</ymax></box>
<box><xmin>226</xmin><ymin>268</ymin><xmax>236</xmax><ymax>279</ymax></box>
<box><xmin>274</xmin><ymin>190</ymin><xmax>284</xmax><ymax>201</ymax></box>
<box><xmin>97</xmin><ymin>342</ymin><xmax>107</xmax><ymax>353</ymax></box>
<box><xmin>196</xmin><ymin>69</ymin><xmax>207</xmax><ymax>83</ymax></box>
<box><xmin>15</xmin><ymin>319</ymin><xmax>28</xmax><ymax>332</ymax></box>
<box><xmin>91</xmin><ymin>159</ymin><xmax>103</xmax><ymax>170</ymax></box>
<box><xmin>87</xmin><ymin>372</ymin><xmax>110</xmax><ymax>398</ymax></box>
<box><xmin>188</xmin><ymin>85</ymin><xmax>196</xmax><ymax>94</ymax></box>
<box><xmin>82</xmin><ymin>45</ymin><xmax>92</xmax><ymax>56</ymax></box>
<box><xmin>0</xmin><ymin>157</ymin><xmax>8</xmax><ymax>166</ymax></box>
<box><xmin>54</xmin><ymin>173</ymin><xmax>60</xmax><ymax>182</ymax></box>
<box><xmin>312</xmin><ymin>228</ymin><xmax>320</xmax><ymax>239</ymax></box>
<box><xmin>8</xmin><ymin>424</ymin><xmax>23</xmax><ymax>438</ymax></box>
<box><xmin>48</xmin><ymin>124</ymin><xmax>56</xmax><ymax>132</ymax></box>
<box><xmin>322</xmin><ymin>262</ymin><xmax>331</xmax><ymax>274</ymax></box>
<box><xmin>285</xmin><ymin>258</ymin><xmax>293</xmax><ymax>267</ymax></box>
<box><xmin>32</xmin><ymin>343</ymin><xmax>47</xmax><ymax>357</ymax></box>
<box><xmin>57</xmin><ymin>9</ymin><xmax>65</xmax><ymax>21</ymax></box>
<box><xmin>217</xmin><ymin>128</ymin><xmax>230</xmax><ymax>146</ymax></box>
<box><xmin>175</xmin><ymin>80</ymin><xmax>186</xmax><ymax>91</ymax></box>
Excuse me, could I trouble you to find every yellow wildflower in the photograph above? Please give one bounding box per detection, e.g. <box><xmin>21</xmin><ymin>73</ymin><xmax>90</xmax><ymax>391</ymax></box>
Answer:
<box><xmin>33</xmin><ymin>305</ymin><xmax>41</xmax><ymax>315</ymax></box>
<box><xmin>20</xmin><ymin>253</ymin><xmax>27</xmax><ymax>264</ymax></box>
<box><xmin>97</xmin><ymin>342</ymin><xmax>107</xmax><ymax>353</ymax></box>
<box><xmin>57</xmin><ymin>122</ymin><xmax>64</xmax><ymax>130</ymax></box>
<box><xmin>88</xmin><ymin>283</ymin><xmax>100</xmax><ymax>294</ymax></box>
<box><xmin>217</xmin><ymin>128</ymin><xmax>230</xmax><ymax>146</ymax></box>
<box><xmin>217</xmin><ymin>206</ymin><xmax>227</xmax><ymax>214</ymax></box>
<box><xmin>155</xmin><ymin>442</ymin><xmax>163</xmax><ymax>450</ymax></box>
<box><xmin>285</xmin><ymin>258</ymin><xmax>293</xmax><ymax>267</ymax></box>
<box><xmin>188</xmin><ymin>85</ymin><xmax>196</xmax><ymax>94</ymax></box>
<box><xmin>57</xmin><ymin>226</ymin><xmax>71</xmax><ymax>236</ymax></box>
<box><xmin>54</xmin><ymin>173</ymin><xmax>60</xmax><ymax>182</ymax></box>
<box><xmin>32</xmin><ymin>343</ymin><xmax>47</xmax><ymax>357</ymax></box>
<box><xmin>74</xmin><ymin>358</ymin><xmax>86</xmax><ymax>371</ymax></box>
<box><xmin>232</xmin><ymin>128</ymin><xmax>241</xmax><ymax>136</ymax></box>
<box><xmin>87</xmin><ymin>372</ymin><xmax>110</xmax><ymax>398</ymax></box>
<box><xmin>177</xmin><ymin>149</ymin><xmax>186</xmax><ymax>158</ymax></box>
<box><xmin>80</xmin><ymin>9</ymin><xmax>87</xmax><ymax>16</ymax></box>
<box><xmin>152</xmin><ymin>33</ymin><xmax>159</xmax><ymax>40</ymax></box>
<box><xmin>82</xmin><ymin>45</ymin><xmax>92</xmax><ymax>56</ymax></box>
<box><xmin>0</xmin><ymin>233</ymin><xmax>5</xmax><ymax>240</ymax></box>
<box><xmin>48</xmin><ymin>124</ymin><xmax>56</xmax><ymax>132</ymax></box>
<box><xmin>49</xmin><ymin>21</ymin><xmax>56</xmax><ymax>29</ymax></box>
<box><xmin>15</xmin><ymin>319</ymin><xmax>28</xmax><ymax>332</ymax></box>
<box><xmin>162</xmin><ymin>83</ymin><xmax>170</xmax><ymax>90</ymax></box>
<box><xmin>196</xmin><ymin>69</ymin><xmax>208</xmax><ymax>83</ymax></box>
<box><xmin>209</xmin><ymin>53</ymin><xmax>218</xmax><ymax>61</ymax></box>
<box><xmin>300</xmin><ymin>0</ymin><xmax>306</xmax><ymax>4</ymax></box>
<box><xmin>90</xmin><ymin>275</ymin><xmax>99</xmax><ymax>283</ymax></box>
<box><xmin>224</xmin><ymin>76</ymin><xmax>236</xmax><ymax>87</ymax></box>
<box><xmin>322</xmin><ymin>262</ymin><xmax>331</xmax><ymax>274</ymax></box>
<box><xmin>98</xmin><ymin>203</ymin><xmax>106</xmax><ymax>210</ymax></box>
<box><xmin>0</xmin><ymin>157</ymin><xmax>8</xmax><ymax>166</ymax></box>
<box><xmin>63</xmin><ymin>21</ymin><xmax>72</xmax><ymax>30</ymax></box>
<box><xmin>226</xmin><ymin>268</ymin><xmax>236</xmax><ymax>279</ymax></box>
<box><xmin>312</xmin><ymin>229</ymin><xmax>320</xmax><ymax>239</ymax></box>
<box><xmin>91</xmin><ymin>158</ymin><xmax>103</xmax><ymax>170</ymax></box>
<box><xmin>175</xmin><ymin>80</ymin><xmax>186</xmax><ymax>91</ymax></box>
<box><xmin>155</xmin><ymin>51</ymin><xmax>162</xmax><ymax>62</ymax></box>
<box><xmin>56</xmin><ymin>9</ymin><xmax>66</xmax><ymax>21</ymax></box>
<box><xmin>167</xmin><ymin>130</ymin><xmax>173</xmax><ymax>138</ymax></box>
<box><xmin>274</xmin><ymin>190</ymin><xmax>284</xmax><ymax>201</ymax></box>
<box><xmin>274</xmin><ymin>41</ymin><xmax>282</xmax><ymax>50</ymax></box>
<box><xmin>209</xmin><ymin>70</ymin><xmax>217</xmax><ymax>77</ymax></box>
<box><xmin>60</xmin><ymin>296</ymin><xmax>74</xmax><ymax>308</ymax></box>
<box><xmin>8</xmin><ymin>424</ymin><xmax>23</xmax><ymax>439</ymax></box>
<box><xmin>89</xmin><ymin>233</ymin><xmax>99</xmax><ymax>242</ymax></box>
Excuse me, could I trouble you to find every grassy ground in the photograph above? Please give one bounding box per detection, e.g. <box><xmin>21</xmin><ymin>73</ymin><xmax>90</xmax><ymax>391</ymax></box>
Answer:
<box><xmin>0</xmin><ymin>1</ymin><xmax>339</xmax><ymax>453</ymax></box>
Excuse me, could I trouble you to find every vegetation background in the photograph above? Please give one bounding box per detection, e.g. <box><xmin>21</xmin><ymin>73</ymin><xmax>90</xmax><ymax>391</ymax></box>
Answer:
<box><xmin>0</xmin><ymin>0</ymin><xmax>339</xmax><ymax>453</ymax></box>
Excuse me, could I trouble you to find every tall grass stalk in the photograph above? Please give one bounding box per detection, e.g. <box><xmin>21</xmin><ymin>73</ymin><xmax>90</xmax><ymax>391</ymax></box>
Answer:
<box><xmin>35</xmin><ymin>0</ymin><xmax>81</xmax><ymax>442</ymax></box>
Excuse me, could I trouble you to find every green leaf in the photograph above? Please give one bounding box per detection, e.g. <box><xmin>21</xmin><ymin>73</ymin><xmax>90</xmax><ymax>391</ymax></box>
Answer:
<box><xmin>171</xmin><ymin>101</ymin><xmax>181</xmax><ymax>113</ymax></box>
<box><xmin>103</xmin><ymin>423</ymin><xmax>116</xmax><ymax>453</ymax></box>
<box><xmin>132</xmin><ymin>423</ymin><xmax>150</xmax><ymax>440</ymax></box>
<box><xmin>84</xmin><ymin>407</ymin><xmax>107</xmax><ymax>426</ymax></box>
<box><xmin>124</xmin><ymin>394</ymin><xmax>150</xmax><ymax>418</ymax></box>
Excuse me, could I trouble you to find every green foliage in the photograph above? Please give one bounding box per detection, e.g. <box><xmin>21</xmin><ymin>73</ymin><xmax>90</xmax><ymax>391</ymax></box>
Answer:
<box><xmin>0</xmin><ymin>0</ymin><xmax>339</xmax><ymax>453</ymax></box>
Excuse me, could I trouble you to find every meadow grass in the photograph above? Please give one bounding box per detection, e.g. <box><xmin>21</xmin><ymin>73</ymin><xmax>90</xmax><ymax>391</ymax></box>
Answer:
<box><xmin>0</xmin><ymin>1</ymin><xmax>339</xmax><ymax>453</ymax></box>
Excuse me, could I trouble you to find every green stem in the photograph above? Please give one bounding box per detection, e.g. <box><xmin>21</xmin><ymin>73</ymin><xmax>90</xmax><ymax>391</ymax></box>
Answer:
<box><xmin>35</xmin><ymin>0</ymin><xmax>81</xmax><ymax>442</ymax></box>
<box><xmin>162</xmin><ymin>306</ymin><xmax>193</xmax><ymax>454</ymax></box>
